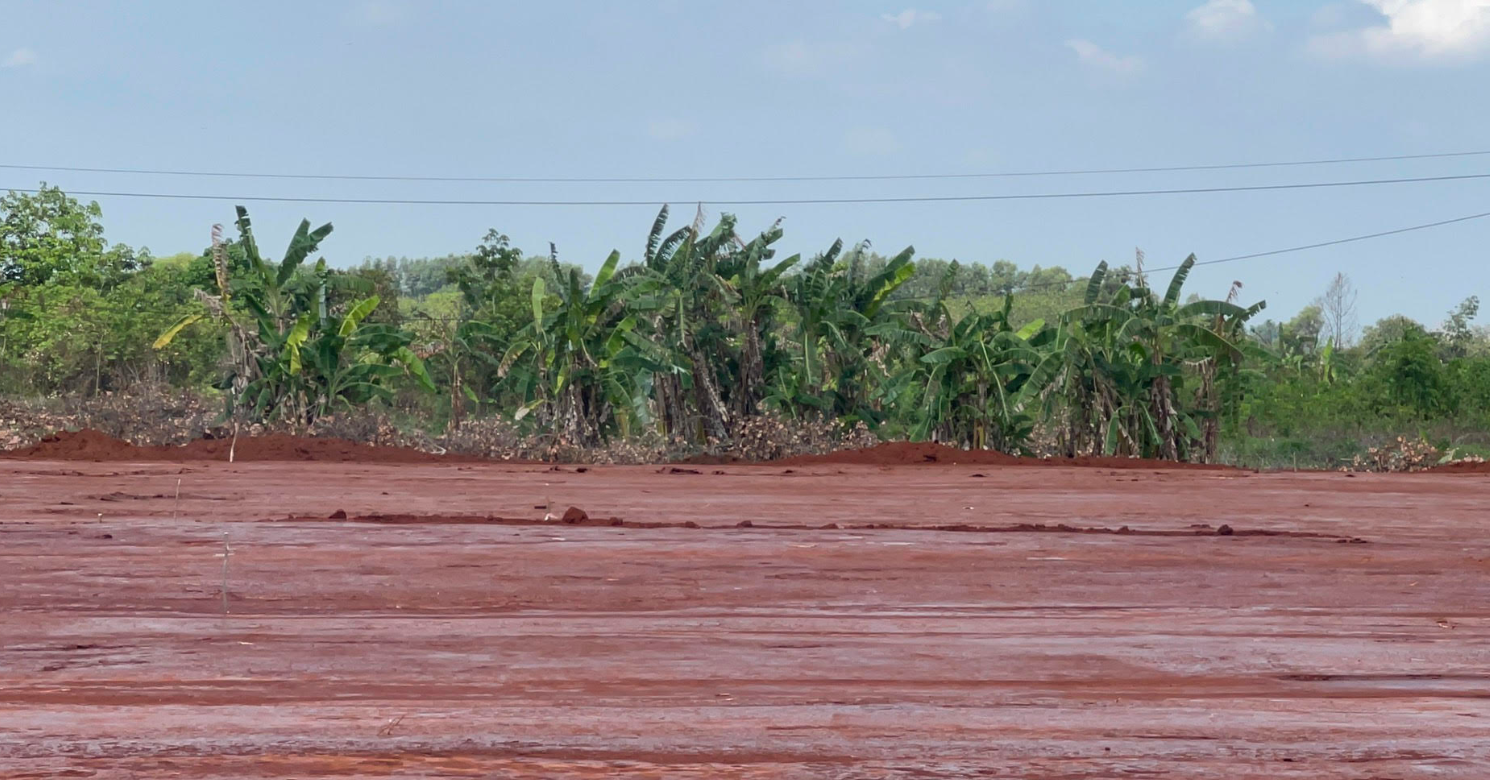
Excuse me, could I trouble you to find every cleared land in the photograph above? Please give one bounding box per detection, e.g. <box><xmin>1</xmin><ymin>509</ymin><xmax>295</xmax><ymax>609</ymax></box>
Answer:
<box><xmin>1</xmin><ymin>454</ymin><xmax>1488</xmax><ymax>778</ymax></box>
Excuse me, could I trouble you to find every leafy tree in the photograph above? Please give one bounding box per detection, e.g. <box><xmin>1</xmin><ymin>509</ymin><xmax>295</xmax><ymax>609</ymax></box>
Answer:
<box><xmin>1281</xmin><ymin>304</ymin><xmax>1324</xmax><ymax>358</ymax></box>
<box><xmin>417</xmin><ymin>230</ymin><xmax>530</xmax><ymax>428</ymax></box>
<box><xmin>1</xmin><ymin>255</ymin><xmax>223</xmax><ymax>395</ymax></box>
<box><xmin>1360</xmin><ymin>314</ymin><xmax>1427</xmax><ymax>355</ymax></box>
<box><xmin>1439</xmin><ymin>296</ymin><xmax>1481</xmax><ymax>360</ymax></box>
<box><xmin>1</xmin><ymin>185</ymin><xmax>148</xmax><ymax>289</ymax></box>
<box><xmin>1363</xmin><ymin>330</ymin><xmax>1452</xmax><ymax>418</ymax></box>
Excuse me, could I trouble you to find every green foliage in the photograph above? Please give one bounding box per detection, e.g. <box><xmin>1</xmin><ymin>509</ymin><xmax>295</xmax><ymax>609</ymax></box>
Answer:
<box><xmin>1360</xmin><ymin>314</ymin><xmax>1425</xmax><ymax>356</ymax></box>
<box><xmin>1362</xmin><ymin>330</ymin><xmax>1453</xmax><ymax>418</ymax></box>
<box><xmin>2</xmin><ymin>254</ymin><xmax>221</xmax><ymax>395</ymax></box>
<box><xmin>1440</xmin><ymin>296</ymin><xmax>1481</xmax><ymax>360</ymax></box>
<box><xmin>1227</xmin><ymin>293</ymin><xmax>1490</xmax><ymax>468</ymax></box>
<box><xmin>15</xmin><ymin>184</ymin><xmax>1490</xmax><ymax>469</ymax></box>
<box><xmin>154</xmin><ymin>207</ymin><xmax>432</xmax><ymax>424</ymax></box>
<box><xmin>1</xmin><ymin>184</ymin><xmax>148</xmax><ymax>289</ymax></box>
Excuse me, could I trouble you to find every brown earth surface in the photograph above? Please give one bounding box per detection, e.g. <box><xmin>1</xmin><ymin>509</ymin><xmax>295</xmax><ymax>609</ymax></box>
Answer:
<box><xmin>1431</xmin><ymin>459</ymin><xmax>1490</xmax><ymax>474</ymax></box>
<box><xmin>2</xmin><ymin>457</ymin><xmax>1488</xmax><ymax>778</ymax></box>
<box><xmin>777</xmin><ymin>441</ymin><xmax>1232</xmax><ymax>469</ymax></box>
<box><xmin>0</xmin><ymin>428</ymin><xmax>478</xmax><ymax>464</ymax></box>
<box><xmin>4</xmin><ymin>430</ymin><xmax>1234</xmax><ymax>470</ymax></box>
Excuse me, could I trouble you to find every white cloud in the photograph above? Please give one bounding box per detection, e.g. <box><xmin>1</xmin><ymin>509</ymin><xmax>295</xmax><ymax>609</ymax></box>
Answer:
<box><xmin>1184</xmin><ymin>0</ymin><xmax>1272</xmax><ymax>41</ymax></box>
<box><xmin>881</xmin><ymin>9</ymin><xmax>942</xmax><ymax>29</ymax></box>
<box><xmin>844</xmin><ymin>127</ymin><xmax>899</xmax><ymax>156</ymax></box>
<box><xmin>1064</xmin><ymin>39</ymin><xmax>1145</xmax><ymax>75</ymax></box>
<box><xmin>1310</xmin><ymin>0</ymin><xmax>1490</xmax><ymax>61</ymax></box>
<box><xmin>646</xmin><ymin>118</ymin><xmax>697</xmax><ymax>141</ymax></box>
<box><xmin>762</xmin><ymin>39</ymin><xmax>864</xmax><ymax>77</ymax></box>
<box><xmin>3</xmin><ymin>48</ymin><xmax>38</xmax><ymax>68</ymax></box>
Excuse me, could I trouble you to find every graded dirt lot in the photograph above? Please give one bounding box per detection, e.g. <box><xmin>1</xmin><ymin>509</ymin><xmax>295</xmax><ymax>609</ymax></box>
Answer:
<box><xmin>2</xmin><ymin>454</ymin><xmax>1488</xmax><ymax>778</ymax></box>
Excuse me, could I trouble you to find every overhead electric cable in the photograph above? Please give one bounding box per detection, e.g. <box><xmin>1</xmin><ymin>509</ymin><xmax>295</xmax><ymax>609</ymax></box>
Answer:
<box><xmin>4</xmin><ymin>149</ymin><xmax>1489</xmax><ymax>183</ymax></box>
<box><xmin>892</xmin><ymin>207</ymin><xmax>1490</xmax><ymax>297</ymax></box>
<box><xmin>80</xmin><ymin>204</ymin><xmax>1489</xmax><ymax>322</ymax></box>
<box><xmin>3</xmin><ymin>171</ymin><xmax>1490</xmax><ymax>207</ymax></box>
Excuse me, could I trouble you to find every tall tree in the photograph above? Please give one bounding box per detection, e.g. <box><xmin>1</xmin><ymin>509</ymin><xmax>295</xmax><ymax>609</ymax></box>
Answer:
<box><xmin>1</xmin><ymin>185</ymin><xmax>148</xmax><ymax>289</ymax></box>
<box><xmin>1440</xmin><ymin>296</ymin><xmax>1481</xmax><ymax>360</ymax></box>
<box><xmin>1318</xmin><ymin>272</ymin><xmax>1358</xmax><ymax>348</ymax></box>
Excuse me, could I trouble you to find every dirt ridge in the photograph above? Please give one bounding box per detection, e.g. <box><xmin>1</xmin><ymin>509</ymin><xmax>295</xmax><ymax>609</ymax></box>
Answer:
<box><xmin>0</xmin><ymin>429</ymin><xmax>472</xmax><ymax>464</ymax></box>
<box><xmin>279</xmin><ymin>511</ymin><xmax>1366</xmax><ymax>542</ymax></box>
<box><xmin>4</xmin><ymin>429</ymin><xmax>1235</xmax><ymax>470</ymax></box>
<box><xmin>776</xmin><ymin>441</ymin><xmax>1232</xmax><ymax>470</ymax></box>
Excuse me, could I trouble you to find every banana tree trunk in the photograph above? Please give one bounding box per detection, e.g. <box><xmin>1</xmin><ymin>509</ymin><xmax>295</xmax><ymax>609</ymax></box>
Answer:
<box><xmin>689</xmin><ymin>345</ymin><xmax>731</xmax><ymax>443</ymax></box>
<box><xmin>1199</xmin><ymin>360</ymin><xmax>1219</xmax><ymax>464</ymax></box>
<box><xmin>558</xmin><ymin>382</ymin><xmax>594</xmax><ymax>447</ymax></box>
<box><xmin>737</xmin><ymin>323</ymin><xmax>765</xmax><ymax>418</ymax></box>
<box><xmin>654</xmin><ymin>373</ymin><xmax>684</xmax><ymax>438</ymax></box>
<box><xmin>1151</xmin><ymin>374</ymin><xmax>1179</xmax><ymax>461</ymax></box>
<box><xmin>449</xmin><ymin>359</ymin><xmax>464</xmax><ymax>432</ymax></box>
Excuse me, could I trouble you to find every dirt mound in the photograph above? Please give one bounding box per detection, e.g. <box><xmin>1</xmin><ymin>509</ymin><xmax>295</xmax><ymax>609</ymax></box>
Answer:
<box><xmin>674</xmin><ymin>453</ymin><xmax>746</xmax><ymax>466</ymax></box>
<box><xmin>8</xmin><ymin>430</ymin><xmax>1229</xmax><ymax>470</ymax></box>
<box><xmin>1430</xmin><ymin>460</ymin><xmax>1490</xmax><ymax>474</ymax></box>
<box><xmin>779</xmin><ymin>441</ymin><xmax>1024</xmax><ymax>466</ymax></box>
<box><xmin>1058</xmin><ymin>454</ymin><xmax>1229</xmax><ymax>471</ymax></box>
<box><xmin>3</xmin><ymin>428</ymin><xmax>130</xmax><ymax>460</ymax></box>
<box><xmin>776</xmin><ymin>441</ymin><xmax>1229</xmax><ymax>470</ymax></box>
<box><xmin>2</xmin><ymin>429</ymin><xmax>467</xmax><ymax>464</ymax></box>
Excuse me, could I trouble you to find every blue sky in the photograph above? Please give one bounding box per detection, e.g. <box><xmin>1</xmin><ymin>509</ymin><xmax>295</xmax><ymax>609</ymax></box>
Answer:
<box><xmin>3</xmin><ymin>0</ymin><xmax>1489</xmax><ymax>328</ymax></box>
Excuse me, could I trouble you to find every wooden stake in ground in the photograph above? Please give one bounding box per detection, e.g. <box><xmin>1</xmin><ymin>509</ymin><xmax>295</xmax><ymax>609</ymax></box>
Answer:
<box><xmin>229</xmin><ymin>423</ymin><xmax>239</xmax><ymax>464</ymax></box>
<box><xmin>219</xmin><ymin>531</ymin><xmax>232</xmax><ymax>615</ymax></box>
<box><xmin>173</xmin><ymin>478</ymin><xmax>182</xmax><ymax>520</ymax></box>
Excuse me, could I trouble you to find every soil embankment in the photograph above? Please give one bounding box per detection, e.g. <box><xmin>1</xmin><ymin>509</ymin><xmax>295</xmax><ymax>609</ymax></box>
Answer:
<box><xmin>0</xmin><ymin>428</ymin><xmax>466</xmax><ymax>463</ymax></box>
<box><xmin>6</xmin><ymin>429</ymin><xmax>1235</xmax><ymax>470</ymax></box>
<box><xmin>775</xmin><ymin>440</ymin><xmax>1232</xmax><ymax>470</ymax></box>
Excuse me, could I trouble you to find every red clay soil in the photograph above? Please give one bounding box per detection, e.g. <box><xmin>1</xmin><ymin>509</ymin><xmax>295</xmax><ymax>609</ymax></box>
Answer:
<box><xmin>1</xmin><ymin>461</ymin><xmax>1487</xmax><ymax>777</ymax></box>
<box><xmin>777</xmin><ymin>440</ymin><xmax>1231</xmax><ymax>470</ymax></box>
<box><xmin>0</xmin><ymin>428</ymin><xmax>470</xmax><ymax>463</ymax></box>
<box><xmin>1431</xmin><ymin>459</ymin><xmax>1490</xmax><ymax>474</ymax></box>
<box><xmin>7</xmin><ymin>430</ymin><xmax>1227</xmax><ymax>470</ymax></box>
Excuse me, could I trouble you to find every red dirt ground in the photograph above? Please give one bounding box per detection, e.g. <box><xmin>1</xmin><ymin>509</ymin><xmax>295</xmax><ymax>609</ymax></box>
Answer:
<box><xmin>1432</xmin><ymin>459</ymin><xmax>1490</xmax><ymax>474</ymax></box>
<box><xmin>0</xmin><ymin>428</ymin><xmax>472</xmax><ymax>463</ymax></box>
<box><xmin>778</xmin><ymin>440</ymin><xmax>1231</xmax><ymax>469</ymax></box>
<box><xmin>5</xmin><ymin>430</ymin><xmax>1229</xmax><ymax>470</ymax></box>
<box><xmin>2</xmin><ymin>455</ymin><xmax>1488</xmax><ymax>777</ymax></box>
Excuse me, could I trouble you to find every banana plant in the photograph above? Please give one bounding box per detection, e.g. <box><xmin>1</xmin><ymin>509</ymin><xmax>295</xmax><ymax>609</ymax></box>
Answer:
<box><xmin>892</xmin><ymin>293</ymin><xmax>1047</xmax><ymax>451</ymax></box>
<box><xmin>633</xmin><ymin>206</ymin><xmax>741</xmax><ymax>442</ymax></box>
<box><xmin>781</xmin><ymin>240</ymin><xmax>916</xmax><ymax>424</ymax></box>
<box><xmin>1019</xmin><ymin>257</ymin><xmax>1259</xmax><ymax>460</ymax></box>
<box><xmin>500</xmin><ymin>249</ymin><xmax>663</xmax><ymax>444</ymax></box>
<box><xmin>716</xmin><ymin>219</ymin><xmax>797</xmax><ymax>418</ymax></box>
<box><xmin>260</xmin><ymin>295</ymin><xmax>434</xmax><ymax>421</ymax></box>
<box><xmin>157</xmin><ymin>208</ymin><xmax>431</xmax><ymax>424</ymax></box>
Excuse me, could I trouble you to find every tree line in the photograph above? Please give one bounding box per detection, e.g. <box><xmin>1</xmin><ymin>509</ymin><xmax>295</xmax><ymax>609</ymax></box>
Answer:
<box><xmin>3</xmin><ymin>185</ymin><xmax>1488</xmax><ymax>465</ymax></box>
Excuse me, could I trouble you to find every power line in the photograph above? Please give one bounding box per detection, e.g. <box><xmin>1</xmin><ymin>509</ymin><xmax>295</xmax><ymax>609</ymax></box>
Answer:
<box><xmin>383</xmin><ymin>207</ymin><xmax>1490</xmax><ymax>317</ymax></box>
<box><xmin>1188</xmin><ymin>209</ymin><xmax>1490</xmax><ymax>269</ymax></box>
<box><xmin>5</xmin><ymin>149</ymin><xmax>1490</xmax><ymax>184</ymax></box>
<box><xmin>11</xmin><ymin>207</ymin><xmax>1478</xmax><ymax>323</ymax></box>
<box><xmin>896</xmin><ymin>207</ymin><xmax>1490</xmax><ymax>298</ymax></box>
<box><xmin>5</xmin><ymin>171</ymin><xmax>1490</xmax><ymax>207</ymax></box>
